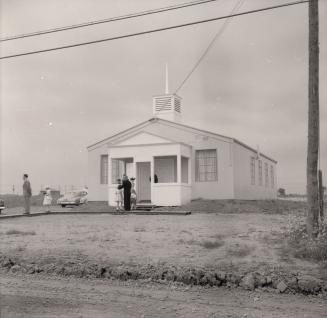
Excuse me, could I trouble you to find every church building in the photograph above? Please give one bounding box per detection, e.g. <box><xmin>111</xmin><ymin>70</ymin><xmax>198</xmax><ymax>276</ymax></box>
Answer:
<box><xmin>87</xmin><ymin>87</ymin><xmax>277</xmax><ymax>206</ymax></box>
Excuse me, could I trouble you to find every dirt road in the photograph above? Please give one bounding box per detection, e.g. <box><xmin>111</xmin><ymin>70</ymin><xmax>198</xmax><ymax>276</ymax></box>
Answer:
<box><xmin>0</xmin><ymin>272</ymin><xmax>326</xmax><ymax>318</ymax></box>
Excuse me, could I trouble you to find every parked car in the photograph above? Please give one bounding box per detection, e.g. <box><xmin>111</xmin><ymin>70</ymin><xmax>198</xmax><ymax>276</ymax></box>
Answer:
<box><xmin>57</xmin><ymin>190</ymin><xmax>88</xmax><ymax>208</ymax></box>
<box><xmin>0</xmin><ymin>198</ymin><xmax>5</xmax><ymax>213</ymax></box>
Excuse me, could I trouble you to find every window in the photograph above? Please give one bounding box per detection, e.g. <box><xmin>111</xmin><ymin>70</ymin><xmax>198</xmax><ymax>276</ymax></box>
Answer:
<box><xmin>264</xmin><ymin>162</ymin><xmax>269</xmax><ymax>187</ymax></box>
<box><xmin>195</xmin><ymin>149</ymin><xmax>217</xmax><ymax>182</ymax></box>
<box><xmin>154</xmin><ymin>156</ymin><xmax>177</xmax><ymax>183</ymax></box>
<box><xmin>100</xmin><ymin>155</ymin><xmax>108</xmax><ymax>184</ymax></box>
<box><xmin>111</xmin><ymin>158</ymin><xmax>132</xmax><ymax>184</ymax></box>
<box><xmin>250</xmin><ymin>157</ymin><xmax>255</xmax><ymax>185</ymax></box>
<box><xmin>258</xmin><ymin>160</ymin><xmax>263</xmax><ymax>186</ymax></box>
<box><xmin>270</xmin><ymin>165</ymin><xmax>274</xmax><ymax>188</ymax></box>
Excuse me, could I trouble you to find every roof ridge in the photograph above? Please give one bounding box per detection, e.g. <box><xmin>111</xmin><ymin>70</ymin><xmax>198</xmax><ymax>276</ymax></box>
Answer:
<box><xmin>87</xmin><ymin>117</ymin><xmax>277</xmax><ymax>163</ymax></box>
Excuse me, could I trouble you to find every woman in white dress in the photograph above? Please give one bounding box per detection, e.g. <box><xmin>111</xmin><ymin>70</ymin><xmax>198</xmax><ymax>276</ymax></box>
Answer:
<box><xmin>43</xmin><ymin>186</ymin><xmax>52</xmax><ymax>212</ymax></box>
<box><xmin>115</xmin><ymin>179</ymin><xmax>124</xmax><ymax>212</ymax></box>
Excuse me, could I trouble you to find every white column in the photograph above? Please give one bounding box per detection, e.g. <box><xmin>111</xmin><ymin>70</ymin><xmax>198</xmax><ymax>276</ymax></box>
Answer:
<box><xmin>108</xmin><ymin>154</ymin><xmax>111</xmax><ymax>186</ymax></box>
<box><xmin>188</xmin><ymin>156</ymin><xmax>191</xmax><ymax>184</ymax></box>
<box><xmin>132</xmin><ymin>159</ymin><xmax>136</xmax><ymax>180</ymax></box>
<box><xmin>177</xmin><ymin>153</ymin><xmax>181</xmax><ymax>184</ymax></box>
<box><xmin>107</xmin><ymin>153</ymin><xmax>111</xmax><ymax>206</ymax></box>
<box><xmin>150</xmin><ymin>156</ymin><xmax>154</xmax><ymax>202</ymax></box>
<box><xmin>132</xmin><ymin>159</ymin><xmax>136</xmax><ymax>192</ymax></box>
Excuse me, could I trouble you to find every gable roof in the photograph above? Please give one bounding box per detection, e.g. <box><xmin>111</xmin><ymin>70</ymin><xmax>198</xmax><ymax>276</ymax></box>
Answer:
<box><xmin>87</xmin><ymin>117</ymin><xmax>277</xmax><ymax>163</ymax></box>
<box><xmin>87</xmin><ymin>118</ymin><xmax>154</xmax><ymax>150</ymax></box>
<box><xmin>87</xmin><ymin>117</ymin><xmax>231</xmax><ymax>149</ymax></box>
<box><xmin>114</xmin><ymin>131</ymin><xmax>175</xmax><ymax>146</ymax></box>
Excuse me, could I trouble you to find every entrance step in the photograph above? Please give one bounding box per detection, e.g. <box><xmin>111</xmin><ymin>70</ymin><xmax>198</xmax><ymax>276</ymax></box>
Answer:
<box><xmin>135</xmin><ymin>204</ymin><xmax>157</xmax><ymax>211</ymax></box>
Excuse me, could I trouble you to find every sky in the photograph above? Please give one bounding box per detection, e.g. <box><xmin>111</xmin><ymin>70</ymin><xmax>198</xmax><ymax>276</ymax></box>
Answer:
<box><xmin>0</xmin><ymin>0</ymin><xmax>326</xmax><ymax>195</ymax></box>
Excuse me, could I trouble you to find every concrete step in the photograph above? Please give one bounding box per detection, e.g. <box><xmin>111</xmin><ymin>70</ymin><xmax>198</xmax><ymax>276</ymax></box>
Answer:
<box><xmin>135</xmin><ymin>204</ymin><xmax>156</xmax><ymax>211</ymax></box>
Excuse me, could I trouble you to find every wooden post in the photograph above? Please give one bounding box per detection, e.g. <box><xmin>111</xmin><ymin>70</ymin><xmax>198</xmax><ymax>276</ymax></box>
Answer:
<box><xmin>306</xmin><ymin>0</ymin><xmax>320</xmax><ymax>237</ymax></box>
<box><xmin>318</xmin><ymin>170</ymin><xmax>324</xmax><ymax>222</ymax></box>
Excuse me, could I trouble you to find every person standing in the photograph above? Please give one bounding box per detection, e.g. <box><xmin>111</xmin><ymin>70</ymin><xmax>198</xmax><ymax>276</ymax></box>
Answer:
<box><xmin>118</xmin><ymin>174</ymin><xmax>132</xmax><ymax>211</ymax></box>
<box><xmin>43</xmin><ymin>186</ymin><xmax>52</xmax><ymax>213</ymax></box>
<box><xmin>115</xmin><ymin>179</ymin><xmax>124</xmax><ymax>212</ymax></box>
<box><xmin>22</xmin><ymin>174</ymin><xmax>32</xmax><ymax>215</ymax></box>
<box><xmin>130</xmin><ymin>177</ymin><xmax>137</xmax><ymax>210</ymax></box>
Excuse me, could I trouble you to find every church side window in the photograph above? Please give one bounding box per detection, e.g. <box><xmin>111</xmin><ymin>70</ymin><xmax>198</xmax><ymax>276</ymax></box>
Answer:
<box><xmin>264</xmin><ymin>162</ymin><xmax>269</xmax><ymax>187</ymax></box>
<box><xmin>270</xmin><ymin>165</ymin><xmax>274</xmax><ymax>188</ymax></box>
<box><xmin>195</xmin><ymin>149</ymin><xmax>217</xmax><ymax>182</ymax></box>
<box><xmin>250</xmin><ymin>157</ymin><xmax>255</xmax><ymax>185</ymax></box>
<box><xmin>258</xmin><ymin>160</ymin><xmax>263</xmax><ymax>186</ymax></box>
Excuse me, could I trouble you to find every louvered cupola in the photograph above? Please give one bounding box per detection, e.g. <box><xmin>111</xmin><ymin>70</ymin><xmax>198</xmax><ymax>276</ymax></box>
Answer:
<box><xmin>152</xmin><ymin>64</ymin><xmax>182</xmax><ymax>123</ymax></box>
<box><xmin>153</xmin><ymin>94</ymin><xmax>182</xmax><ymax>123</ymax></box>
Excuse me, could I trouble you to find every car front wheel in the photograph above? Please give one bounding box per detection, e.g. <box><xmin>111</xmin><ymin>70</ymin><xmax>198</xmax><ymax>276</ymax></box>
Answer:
<box><xmin>61</xmin><ymin>204</ymin><xmax>66</xmax><ymax>208</ymax></box>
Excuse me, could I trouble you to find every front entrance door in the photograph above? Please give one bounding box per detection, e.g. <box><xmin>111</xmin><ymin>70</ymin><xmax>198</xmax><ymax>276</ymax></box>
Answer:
<box><xmin>137</xmin><ymin>162</ymin><xmax>151</xmax><ymax>202</ymax></box>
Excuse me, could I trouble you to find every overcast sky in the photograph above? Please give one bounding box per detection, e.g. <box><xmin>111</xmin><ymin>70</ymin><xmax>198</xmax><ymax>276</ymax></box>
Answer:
<box><xmin>1</xmin><ymin>0</ymin><xmax>326</xmax><ymax>194</ymax></box>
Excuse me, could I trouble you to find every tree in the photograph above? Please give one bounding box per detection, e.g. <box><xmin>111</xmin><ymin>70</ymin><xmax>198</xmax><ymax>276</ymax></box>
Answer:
<box><xmin>306</xmin><ymin>0</ymin><xmax>320</xmax><ymax>237</ymax></box>
<box><xmin>278</xmin><ymin>188</ymin><xmax>286</xmax><ymax>196</ymax></box>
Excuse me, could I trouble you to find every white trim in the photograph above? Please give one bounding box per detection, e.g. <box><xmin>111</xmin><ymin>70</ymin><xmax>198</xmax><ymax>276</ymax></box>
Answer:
<box><xmin>152</xmin><ymin>183</ymin><xmax>191</xmax><ymax>187</ymax></box>
<box><xmin>109</xmin><ymin>142</ymin><xmax>192</xmax><ymax>149</ymax></box>
<box><xmin>87</xmin><ymin>119</ymin><xmax>153</xmax><ymax>150</ymax></box>
<box><xmin>114</xmin><ymin>130</ymin><xmax>175</xmax><ymax>145</ymax></box>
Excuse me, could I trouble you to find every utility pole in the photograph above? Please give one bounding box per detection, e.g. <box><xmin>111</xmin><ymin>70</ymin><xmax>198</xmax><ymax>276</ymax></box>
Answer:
<box><xmin>306</xmin><ymin>0</ymin><xmax>319</xmax><ymax>237</ymax></box>
<box><xmin>318</xmin><ymin>170</ymin><xmax>324</xmax><ymax>221</ymax></box>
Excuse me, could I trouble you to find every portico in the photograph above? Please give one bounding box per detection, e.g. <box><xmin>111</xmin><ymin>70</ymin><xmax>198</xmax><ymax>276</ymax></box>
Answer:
<box><xmin>108</xmin><ymin>141</ymin><xmax>192</xmax><ymax>206</ymax></box>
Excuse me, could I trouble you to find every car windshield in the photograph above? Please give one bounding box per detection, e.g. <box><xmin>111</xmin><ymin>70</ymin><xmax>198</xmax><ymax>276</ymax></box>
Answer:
<box><xmin>65</xmin><ymin>191</ymin><xmax>85</xmax><ymax>197</ymax></box>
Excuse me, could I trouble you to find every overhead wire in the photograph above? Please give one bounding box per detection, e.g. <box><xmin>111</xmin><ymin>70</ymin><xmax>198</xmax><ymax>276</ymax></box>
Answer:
<box><xmin>156</xmin><ymin>0</ymin><xmax>244</xmax><ymax>115</ymax></box>
<box><xmin>174</xmin><ymin>0</ymin><xmax>245</xmax><ymax>94</ymax></box>
<box><xmin>0</xmin><ymin>0</ymin><xmax>219</xmax><ymax>42</ymax></box>
<box><xmin>0</xmin><ymin>0</ymin><xmax>309</xmax><ymax>60</ymax></box>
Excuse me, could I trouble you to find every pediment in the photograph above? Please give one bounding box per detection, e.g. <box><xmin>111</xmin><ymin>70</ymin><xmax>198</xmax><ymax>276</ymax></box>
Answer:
<box><xmin>114</xmin><ymin>131</ymin><xmax>174</xmax><ymax>146</ymax></box>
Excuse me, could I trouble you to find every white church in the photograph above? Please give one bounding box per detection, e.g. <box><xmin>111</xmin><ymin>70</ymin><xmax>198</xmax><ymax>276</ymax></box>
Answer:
<box><xmin>87</xmin><ymin>87</ymin><xmax>277</xmax><ymax>206</ymax></box>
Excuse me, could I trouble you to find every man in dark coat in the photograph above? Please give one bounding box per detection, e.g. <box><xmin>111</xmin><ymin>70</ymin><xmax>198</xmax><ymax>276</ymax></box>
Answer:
<box><xmin>22</xmin><ymin>174</ymin><xmax>32</xmax><ymax>214</ymax></box>
<box><xmin>118</xmin><ymin>175</ymin><xmax>132</xmax><ymax>211</ymax></box>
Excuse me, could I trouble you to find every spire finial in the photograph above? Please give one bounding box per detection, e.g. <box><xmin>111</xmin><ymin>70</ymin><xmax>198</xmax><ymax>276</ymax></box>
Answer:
<box><xmin>165</xmin><ymin>63</ymin><xmax>169</xmax><ymax>94</ymax></box>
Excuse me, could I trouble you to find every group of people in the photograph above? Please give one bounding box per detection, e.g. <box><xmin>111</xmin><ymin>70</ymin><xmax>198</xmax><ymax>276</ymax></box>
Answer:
<box><xmin>22</xmin><ymin>174</ymin><xmax>52</xmax><ymax>214</ymax></box>
<box><xmin>22</xmin><ymin>173</ymin><xmax>138</xmax><ymax>214</ymax></box>
<box><xmin>115</xmin><ymin>174</ymin><xmax>137</xmax><ymax>212</ymax></box>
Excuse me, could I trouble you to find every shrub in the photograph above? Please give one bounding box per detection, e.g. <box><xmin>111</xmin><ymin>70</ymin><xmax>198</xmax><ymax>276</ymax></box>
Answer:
<box><xmin>225</xmin><ymin>244</ymin><xmax>255</xmax><ymax>258</ymax></box>
<box><xmin>199</xmin><ymin>240</ymin><xmax>224</xmax><ymax>249</ymax></box>
<box><xmin>5</xmin><ymin>229</ymin><xmax>36</xmax><ymax>236</ymax></box>
<box><xmin>285</xmin><ymin>215</ymin><xmax>327</xmax><ymax>262</ymax></box>
<box><xmin>177</xmin><ymin>238</ymin><xmax>224</xmax><ymax>249</ymax></box>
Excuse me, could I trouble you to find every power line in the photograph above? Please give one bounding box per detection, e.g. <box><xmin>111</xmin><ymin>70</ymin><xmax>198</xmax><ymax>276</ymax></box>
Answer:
<box><xmin>157</xmin><ymin>0</ymin><xmax>244</xmax><ymax>114</ymax></box>
<box><xmin>175</xmin><ymin>0</ymin><xmax>244</xmax><ymax>94</ymax></box>
<box><xmin>0</xmin><ymin>0</ymin><xmax>219</xmax><ymax>42</ymax></box>
<box><xmin>0</xmin><ymin>0</ymin><xmax>309</xmax><ymax>61</ymax></box>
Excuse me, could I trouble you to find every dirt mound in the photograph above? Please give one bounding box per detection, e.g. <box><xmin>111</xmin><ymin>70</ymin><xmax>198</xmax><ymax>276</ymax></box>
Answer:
<box><xmin>1</xmin><ymin>254</ymin><xmax>326</xmax><ymax>296</ymax></box>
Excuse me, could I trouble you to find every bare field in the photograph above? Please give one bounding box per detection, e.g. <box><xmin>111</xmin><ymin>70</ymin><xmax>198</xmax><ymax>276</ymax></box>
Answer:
<box><xmin>0</xmin><ymin>212</ymin><xmax>322</xmax><ymax>279</ymax></box>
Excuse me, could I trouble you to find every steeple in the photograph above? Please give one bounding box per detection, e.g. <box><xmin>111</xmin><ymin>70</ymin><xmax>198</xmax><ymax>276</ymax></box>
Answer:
<box><xmin>153</xmin><ymin>64</ymin><xmax>182</xmax><ymax>123</ymax></box>
<box><xmin>165</xmin><ymin>63</ymin><xmax>169</xmax><ymax>94</ymax></box>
